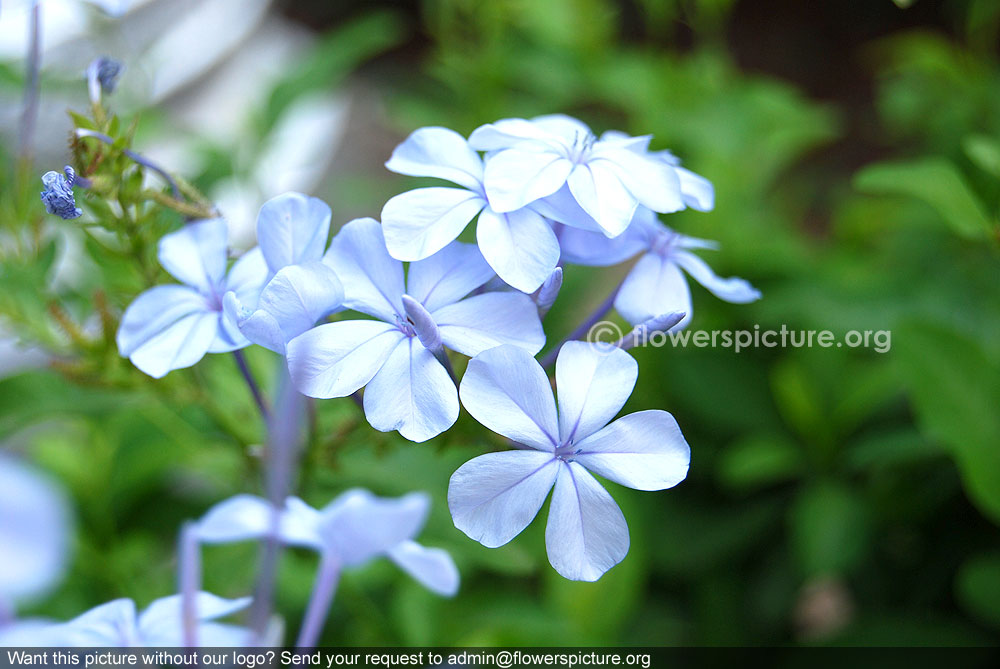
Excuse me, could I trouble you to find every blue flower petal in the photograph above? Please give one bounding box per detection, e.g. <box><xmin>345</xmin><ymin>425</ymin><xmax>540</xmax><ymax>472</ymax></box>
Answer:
<box><xmin>117</xmin><ymin>285</ymin><xmax>219</xmax><ymax>378</ymax></box>
<box><xmin>381</xmin><ymin>187</ymin><xmax>486</xmax><ymax>262</ymax></box>
<box><xmin>544</xmin><ymin>461</ymin><xmax>629</xmax><ymax>582</ymax></box>
<box><xmin>672</xmin><ymin>250</ymin><xmax>761</xmax><ymax>304</ymax></box>
<box><xmin>448</xmin><ymin>450</ymin><xmax>558</xmax><ymax>548</ymax></box>
<box><xmin>385</xmin><ymin>126</ymin><xmax>484</xmax><ymax>192</ymax></box>
<box><xmin>554</xmin><ymin>341</ymin><xmax>637</xmax><ymax>443</ymax></box>
<box><xmin>0</xmin><ymin>454</ymin><xmax>71</xmax><ymax>604</ymax></box>
<box><xmin>435</xmin><ymin>292</ymin><xmax>545</xmax><ymax>357</ymax></box>
<box><xmin>256</xmin><ymin>192</ymin><xmax>331</xmax><ymax>274</ymax></box>
<box><xmin>318</xmin><ymin>490</ymin><xmax>429</xmax><ymax>567</ymax></box>
<box><xmin>566</xmin><ymin>162</ymin><xmax>638</xmax><ymax>238</ymax></box>
<box><xmin>405</xmin><ymin>241</ymin><xmax>493</xmax><ymax>313</ymax></box>
<box><xmin>363</xmin><ymin>338</ymin><xmax>458</xmax><ymax>442</ymax></box>
<box><xmin>575</xmin><ymin>410</ymin><xmax>690</xmax><ymax>491</ymax></box>
<box><xmin>287</xmin><ymin>320</ymin><xmax>404</xmax><ymax>398</ymax></box>
<box><xmin>483</xmin><ymin>148</ymin><xmax>572</xmax><ymax>213</ymax></box>
<box><xmin>156</xmin><ymin>219</ymin><xmax>229</xmax><ymax>293</ymax></box>
<box><xmin>458</xmin><ymin>345</ymin><xmax>558</xmax><ymax>451</ymax></box>
<box><xmin>476</xmin><ymin>207</ymin><xmax>560</xmax><ymax>292</ymax></box>
<box><xmin>387</xmin><ymin>540</ymin><xmax>460</xmax><ymax>597</ymax></box>
<box><xmin>323</xmin><ymin>218</ymin><xmax>405</xmax><ymax>321</ymax></box>
<box><xmin>614</xmin><ymin>252</ymin><xmax>692</xmax><ymax>327</ymax></box>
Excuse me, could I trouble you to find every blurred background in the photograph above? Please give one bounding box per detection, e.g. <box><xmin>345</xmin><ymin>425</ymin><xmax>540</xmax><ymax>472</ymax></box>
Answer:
<box><xmin>1</xmin><ymin>0</ymin><xmax>999</xmax><ymax>646</ymax></box>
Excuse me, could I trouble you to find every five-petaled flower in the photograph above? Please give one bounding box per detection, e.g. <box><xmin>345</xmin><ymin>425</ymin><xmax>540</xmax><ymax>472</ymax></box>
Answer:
<box><xmin>116</xmin><ymin>218</ymin><xmax>267</xmax><ymax>378</ymax></box>
<box><xmin>449</xmin><ymin>341</ymin><xmax>691</xmax><ymax>581</ymax></box>
<box><xmin>286</xmin><ymin>217</ymin><xmax>545</xmax><ymax>442</ymax></box>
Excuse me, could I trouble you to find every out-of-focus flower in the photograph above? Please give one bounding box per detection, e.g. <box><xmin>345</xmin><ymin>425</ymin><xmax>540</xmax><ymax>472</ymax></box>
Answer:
<box><xmin>224</xmin><ymin>192</ymin><xmax>343</xmax><ymax>354</ymax></box>
<box><xmin>39</xmin><ymin>167</ymin><xmax>82</xmax><ymax>220</ymax></box>
<box><xmin>0</xmin><ymin>593</ymin><xmax>252</xmax><ymax>647</ymax></box>
<box><xmin>449</xmin><ymin>342</ymin><xmax>690</xmax><ymax>581</ymax></box>
<box><xmin>286</xmin><ymin>218</ymin><xmax>545</xmax><ymax>442</ymax></box>
<box><xmin>194</xmin><ymin>490</ymin><xmax>459</xmax><ymax>597</ymax></box>
<box><xmin>381</xmin><ymin>127</ymin><xmax>560</xmax><ymax>293</ymax></box>
<box><xmin>0</xmin><ymin>454</ymin><xmax>71</xmax><ymax>608</ymax></box>
<box><xmin>469</xmin><ymin>115</ymin><xmax>685</xmax><ymax>238</ymax></box>
<box><xmin>86</xmin><ymin>56</ymin><xmax>123</xmax><ymax>102</ymax></box>
<box><xmin>116</xmin><ymin>219</ymin><xmax>267</xmax><ymax>378</ymax></box>
<box><xmin>557</xmin><ymin>208</ymin><xmax>761</xmax><ymax>327</ymax></box>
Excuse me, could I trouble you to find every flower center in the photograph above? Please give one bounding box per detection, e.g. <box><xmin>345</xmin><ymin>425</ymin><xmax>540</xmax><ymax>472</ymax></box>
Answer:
<box><xmin>566</xmin><ymin>131</ymin><xmax>596</xmax><ymax>164</ymax></box>
<box><xmin>395</xmin><ymin>314</ymin><xmax>416</xmax><ymax>337</ymax></box>
<box><xmin>651</xmin><ymin>230</ymin><xmax>681</xmax><ymax>257</ymax></box>
<box><xmin>554</xmin><ymin>441</ymin><xmax>581</xmax><ymax>461</ymax></box>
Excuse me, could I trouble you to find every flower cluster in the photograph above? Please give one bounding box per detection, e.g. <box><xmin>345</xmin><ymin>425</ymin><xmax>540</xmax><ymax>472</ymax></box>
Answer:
<box><xmin>14</xmin><ymin>110</ymin><xmax>760</xmax><ymax>647</ymax></box>
<box><xmin>104</xmin><ymin>114</ymin><xmax>759</xmax><ymax>585</ymax></box>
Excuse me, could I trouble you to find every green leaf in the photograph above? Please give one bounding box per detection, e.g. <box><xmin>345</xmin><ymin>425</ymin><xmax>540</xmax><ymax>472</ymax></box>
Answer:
<box><xmin>789</xmin><ymin>481</ymin><xmax>870</xmax><ymax>577</ymax></box>
<box><xmin>844</xmin><ymin>428</ymin><xmax>945</xmax><ymax>472</ymax></box>
<box><xmin>893</xmin><ymin>321</ymin><xmax>1000</xmax><ymax>524</ymax></box>
<box><xmin>0</xmin><ymin>371</ymin><xmax>130</xmax><ymax>440</ymax></box>
<box><xmin>716</xmin><ymin>434</ymin><xmax>804</xmax><ymax>492</ymax></box>
<box><xmin>963</xmin><ymin>134</ymin><xmax>1000</xmax><ymax>180</ymax></box>
<box><xmin>853</xmin><ymin>158</ymin><xmax>993</xmax><ymax>239</ymax></box>
<box><xmin>956</xmin><ymin>552</ymin><xmax>1000</xmax><ymax>628</ymax></box>
<box><xmin>770</xmin><ymin>358</ymin><xmax>830</xmax><ymax>448</ymax></box>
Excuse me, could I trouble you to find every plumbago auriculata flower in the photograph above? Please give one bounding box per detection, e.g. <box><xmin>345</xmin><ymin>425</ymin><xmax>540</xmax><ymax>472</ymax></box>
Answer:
<box><xmin>21</xmin><ymin>101</ymin><xmax>765</xmax><ymax>650</ymax></box>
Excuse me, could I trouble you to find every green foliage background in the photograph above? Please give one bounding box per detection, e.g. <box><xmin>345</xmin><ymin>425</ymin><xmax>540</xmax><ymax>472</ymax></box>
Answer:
<box><xmin>2</xmin><ymin>0</ymin><xmax>1000</xmax><ymax>646</ymax></box>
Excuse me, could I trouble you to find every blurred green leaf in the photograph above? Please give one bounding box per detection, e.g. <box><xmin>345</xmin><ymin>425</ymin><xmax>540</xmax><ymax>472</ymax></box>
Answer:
<box><xmin>893</xmin><ymin>321</ymin><xmax>1000</xmax><ymax>524</ymax></box>
<box><xmin>789</xmin><ymin>481</ymin><xmax>871</xmax><ymax>577</ymax></box>
<box><xmin>770</xmin><ymin>358</ymin><xmax>831</xmax><ymax>450</ymax></box>
<box><xmin>0</xmin><ymin>371</ymin><xmax>130</xmax><ymax>439</ymax></box>
<box><xmin>844</xmin><ymin>428</ymin><xmax>945</xmax><ymax>472</ymax></box>
<box><xmin>956</xmin><ymin>552</ymin><xmax>1000</xmax><ymax>629</ymax></box>
<box><xmin>717</xmin><ymin>435</ymin><xmax>805</xmax><ymax>492</ymax></box>
<box><xmin>854</xmin><ymin>158</ymin><xmax>994</xmax><ymax>240</ymax></box>
<box><xmin>963</xmin><ymin>134</ymin><xmax>1000</xmax><ymax>180</ymax></box>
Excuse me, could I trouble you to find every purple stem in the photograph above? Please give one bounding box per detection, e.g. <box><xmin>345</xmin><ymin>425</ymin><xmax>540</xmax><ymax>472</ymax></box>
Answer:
<box><xmin>179</xmin><ymin>522</ymin><xmax>201</xmax><ymax>648</ymax></box>
<box><xmin>75</xmin><ymin>129</ymin><xmax>181</xmax><ymax>199</ymax></box>
<box><xmin>17</xmin><ymin>1</ymin><xmax>40</xmax><ymax>160</ymax></box>
<box><xmin>295</xmin><ymin>552</ymin><xmax>340</xmax><ymax>649</ymax></box>
<box><xmin>250</xmin><ymin>373</ymin><xmax>305</xmax><ymax>639</ymax></box>
<box><xmin>232</xmin><ymin>350</ymin><xmax>269</xmax><ymax>418</ymax></box>
<box><xmin>538</xmin><ymin>279</ymin><xmax>623</xmax><ymax>369</ymax></box>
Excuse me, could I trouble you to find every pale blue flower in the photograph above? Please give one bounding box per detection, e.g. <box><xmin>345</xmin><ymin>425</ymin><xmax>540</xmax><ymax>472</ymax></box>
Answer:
<box><xmin>194</xmin><ymin>490</ymin><xmax>459</xmax><ymax>597</ymax></box>
<box><xmin>223</xmin><ymin>193</ymin><xmax>343</xmax><ymax>354</ymax></box>
<box><xmin>449</xmin><ymin>342</ymin><xmax>690</xmax><ymax>581</ymax></box>
<box><xmin>117</xmin><ymin>219</ymin><xmax>268</xmax><ymax>378</ymax></box>
<box><xmin>0</xmin><ymin>593</ymin><xmax>253</xmax><ymax>647</ymax></box>
<box><xmin>468</xmin><ymin>115</ymin><xmax>685</xmax><ymax>238</ymax></box>
<box><xmin>286</xmin><ymin>218</ymin><xmax>545</xmax><ymax>442</ymax></box>
<box><xmin>39</xmin><ymin>166</ymin><xmax>81</xmax><ymax>220</ymax></box>
<box><xmin>381</xmin><ymin>127</ymin><xmax>560</xmax><ymax>292</ymax></box>
<box><xmin>557</xmin><ymin>208</ymin><xmax>761</xmax><ymax>327</ymax></box>
<box><xmin>0</xmin><ymin>454</ymin><xmax>71</xmax><ymax>609</ymax></box>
